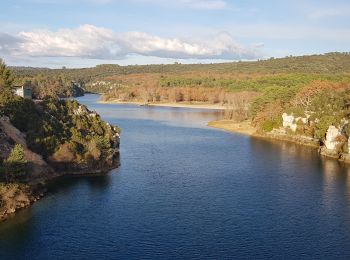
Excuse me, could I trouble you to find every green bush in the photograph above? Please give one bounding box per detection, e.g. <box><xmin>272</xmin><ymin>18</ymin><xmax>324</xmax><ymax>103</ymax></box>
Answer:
<box><xmin>261</xmin><ymin>117</ymin><xmax>282</xmax><ymax>132</ymax></box>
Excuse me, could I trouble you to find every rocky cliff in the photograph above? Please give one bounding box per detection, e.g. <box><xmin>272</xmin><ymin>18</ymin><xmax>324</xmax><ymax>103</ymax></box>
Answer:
<box><xmin>266</xmin><ymin>112</ymin><xmax>350</xmax><ymax>163</ymax></box>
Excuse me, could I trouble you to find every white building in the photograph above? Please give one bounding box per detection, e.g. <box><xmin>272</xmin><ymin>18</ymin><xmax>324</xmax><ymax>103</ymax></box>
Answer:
<box><xmin>14</xmin><ymin>86</ymin><xmax>32</xmax><ymax>99</ymax></box>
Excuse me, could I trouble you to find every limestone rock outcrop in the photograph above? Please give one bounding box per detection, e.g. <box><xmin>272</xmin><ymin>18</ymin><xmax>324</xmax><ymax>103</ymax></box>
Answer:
<box><xmin>282</xmin><ymin>113</ymin><xmax>309</xmax><ymax>132</ymax></box>
<box><xmin>279</xmin><ymin>112</ymin><xmax>350</xmax><ymax>161</ymax></box>
<box><xmin>282</xmin><ymin>113</ymin><xmax>297</xmax><ymax>132</ymax></box>
<box><xmin>324</xmin><ymin>126</ymin><xmax>342</xmax><ymax>150</ymax></box>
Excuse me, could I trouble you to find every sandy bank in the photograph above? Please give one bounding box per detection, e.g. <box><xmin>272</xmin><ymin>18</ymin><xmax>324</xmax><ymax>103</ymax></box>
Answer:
<box><xmin>208</xmin><ymin>120</ymin><xmax>257</xmax><ymax>136</ymax></box>
<box><xmin>208</xmin><ymin>120</ymin><xmax>321</xmax><ymax>148</ymax></box>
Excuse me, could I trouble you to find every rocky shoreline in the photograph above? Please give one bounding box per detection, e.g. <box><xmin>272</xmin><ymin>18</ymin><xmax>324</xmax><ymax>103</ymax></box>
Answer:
<box><xmin>0</xmin><ymin>158</ymin><xmax>120</xmax><ymax>223</ymax></box>
<box><xmin>0</xmin><ymin>108</ymin><xmax>121</xmax><ymax>223</ymax></box>
<box><xmin>0</xmin><ymin>183</ymin><xmax>43</xmax><ymax>222</ymax></box>
<box><xmin>209</xmin><ymin>118</ymin><xmax>350</xmax><ymax>165</ymax></box>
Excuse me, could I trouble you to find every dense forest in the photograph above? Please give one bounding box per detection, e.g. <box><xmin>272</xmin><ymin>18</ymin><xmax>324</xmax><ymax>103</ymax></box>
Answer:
<box><xmin>9</xmin><ymin>53</ymin><xmax>350</xmax><ymax>96</ymax></box>
<box><xmin>8</xmin><ymin>52</ymin><xmax>350</xmax><ymax>132</ymax></box>
<box><xmin>10</xmin><ymin>52</ymin><xmax>350</xmax><ymax>79</ymax></box>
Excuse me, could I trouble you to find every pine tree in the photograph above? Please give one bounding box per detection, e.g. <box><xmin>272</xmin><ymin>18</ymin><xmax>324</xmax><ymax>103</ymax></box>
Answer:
<box><xmin>0</xmin><ymin>59</ymin><xmax>15</xmax><ymax>117</ymax></box>
<box><xmin>0</xmin><ymin>59</ymin><xmax>13</xmax><ymax>89</ymax></box>
<box><xmin>4</xmin><ymin>144</ymin><xmax>27</xmax><ymax>182</ymax></box>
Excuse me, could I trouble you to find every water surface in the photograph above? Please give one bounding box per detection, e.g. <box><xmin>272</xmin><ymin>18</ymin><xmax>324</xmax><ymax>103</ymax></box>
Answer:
<box><xmin>1</xmin><ymin>94</ymin><xmax>350</xmax><ymax>259</ymax></box>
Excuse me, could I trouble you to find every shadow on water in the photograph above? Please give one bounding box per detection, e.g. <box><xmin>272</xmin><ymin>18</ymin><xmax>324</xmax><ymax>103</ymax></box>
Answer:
<box><xmin>46</xmin><ymin>145</ymin><xmax>121</xmax><ymax>194</ymax></box>
<box><xmin>0</xmin><ymin>166</ymin><xmax>119</xmax><ymax>254</ymax></box>
<box><xmin>250</xmin><ymin>137</ymin><xmax>320</xmax><ymax>161</ymax></box>
<box><xmin>45</xmin><ymin>173</ymin><xmax>113</xmax><ymax>195</ymax></box>
<box><xmin>0</xmin><ymin>208</ymin><xmax>34</xmax><ymax>247</ymax></box>
<box><xmin>250</xmin><ymin>136</ymin><xmax>349</xmax><ymax>173</ymax></box>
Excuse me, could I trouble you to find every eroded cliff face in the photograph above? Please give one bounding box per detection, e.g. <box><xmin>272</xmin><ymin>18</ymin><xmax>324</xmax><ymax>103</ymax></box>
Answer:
<box><xmin>262</xmin><ymin>113</ymin><xmax>320</xmax><ymax>147</ymax></box>
<box><xmin>320</xmin><ymin>124</ymin><xmax>349</xmax><ymax>160</ymax></box>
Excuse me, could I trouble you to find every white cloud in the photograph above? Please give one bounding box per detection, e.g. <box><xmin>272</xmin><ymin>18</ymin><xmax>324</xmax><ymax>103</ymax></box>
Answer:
<box><xmin>17</xmin><ymin>25</ymin><xmax>121</xmax><ymax>58</ymax></box>
<box><xmin>0</xmin><ymin>24</ymin><xmax>260</xmax><ymax>60</ymax></box>
<box><xmin>120</xmin><ymin>31</ymin><xmax>257</xmax><ymax>58</ymax></box>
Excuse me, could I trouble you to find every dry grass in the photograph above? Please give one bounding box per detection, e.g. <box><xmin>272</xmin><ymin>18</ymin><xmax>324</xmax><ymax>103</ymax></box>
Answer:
<box><xmin>0</xmin><ymin>183</ymin><xmax>32</xmax><ymax>220</ymax></box>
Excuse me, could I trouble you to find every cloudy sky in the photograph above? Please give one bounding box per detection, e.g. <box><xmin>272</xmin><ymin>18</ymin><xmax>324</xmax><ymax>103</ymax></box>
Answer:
<box><xmin>0</xmin><ymin>0</ymin><xmax>349</xmax><ymax>68</ymax></box>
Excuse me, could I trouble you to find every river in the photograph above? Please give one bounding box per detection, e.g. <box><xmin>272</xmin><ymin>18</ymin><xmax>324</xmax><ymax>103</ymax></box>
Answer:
<box><xmin>1</xmin><ymin>94</ymin><xmax>350</xmax><ymax>259</ymax></box>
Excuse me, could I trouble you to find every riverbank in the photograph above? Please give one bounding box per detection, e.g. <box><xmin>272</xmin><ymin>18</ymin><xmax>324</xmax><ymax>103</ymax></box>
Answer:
<box><xmin>208</xmin><ymin>119</ymin><xmax>320</xmax><ymax>145</ymax></box>
<box><xmin>99</xmin><ymin>100</ymin><xmax>227</xmax><ymax>110</ymax></box>
<box><xmin>207</xmin><ymin>119</ymin><xmax>350</xmax><ymax>164</ymax></box>
<box><xmin>0</xmin><ymin>159</ymin><xmax>120</xmax><ymax>223</ymax></box>
<box><xmin>0</xmin><ymin>183</ymin><xmax>43</xmax><ymax>222</ymax></box>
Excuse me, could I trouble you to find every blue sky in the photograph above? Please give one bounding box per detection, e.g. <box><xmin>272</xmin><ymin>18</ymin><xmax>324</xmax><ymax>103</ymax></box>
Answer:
<box><xmin>0</xmin><ymin>0</ymin><xmax>349</xmax><ymax>68</ymax></box>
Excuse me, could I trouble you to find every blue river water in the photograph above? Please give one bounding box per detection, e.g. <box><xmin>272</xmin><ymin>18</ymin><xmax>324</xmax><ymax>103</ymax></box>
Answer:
<box><xmin>1</xmin><ymin>94</ymin><xmax>350</xmax><ymax>259</ymax></box>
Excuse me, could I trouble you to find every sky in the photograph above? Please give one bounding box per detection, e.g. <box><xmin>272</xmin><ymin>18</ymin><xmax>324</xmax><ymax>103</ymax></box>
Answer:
<box><xmin>0</xmin><ymin>0</ymin><xmax>349</xmax><ymax>68</ymax></box>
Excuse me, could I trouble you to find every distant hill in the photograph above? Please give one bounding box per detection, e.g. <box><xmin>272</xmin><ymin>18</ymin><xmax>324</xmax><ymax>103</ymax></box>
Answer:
<box><xmin>9</xmin><ymin>53</ymin><xmax>350</xmax><ymax>82</ymax></box>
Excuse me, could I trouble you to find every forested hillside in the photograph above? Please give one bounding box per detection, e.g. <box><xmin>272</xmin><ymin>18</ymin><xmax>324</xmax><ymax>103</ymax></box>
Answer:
<box><xmin>9</xmin><ymin>52</ymin><xmax>350</xmax><ymax>130</ymax></box>
<box><xmin>10</xmin><ymin>53</ymin><xmax>350</xmax><ymax>80</ymax></box>
<box><xmin>0</xmin><ymin>59</ymin><xmax>121</xmax><ymax>221</ymax></box>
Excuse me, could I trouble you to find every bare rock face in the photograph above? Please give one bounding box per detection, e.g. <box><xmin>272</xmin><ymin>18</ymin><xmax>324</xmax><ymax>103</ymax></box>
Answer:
<box><xmin>282</xmin><ymin>113</ymin><xmax>309</xmax><ymax>132</ymax></box>
<box><xmin>324</xmin><ymin>126</ymin><xmax>342</xmax><ymax>150</ymax></box>
<box><xmin>282</xmin><ymin>113</ymin><xmax>297</xmax><ymax>132</ymax></box>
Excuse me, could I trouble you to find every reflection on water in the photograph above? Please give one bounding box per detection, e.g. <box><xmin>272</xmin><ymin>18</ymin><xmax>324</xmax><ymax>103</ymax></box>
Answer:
<box><xmin>251</xmin><ymin>137</ymin><xmax>350</xmax><ymax>214</ymax></box>
<box><xmin>2</xmin><ymin>94</ymin><xmax>350</xmax><ymax>259</ymax></box>
<box><xmin>320</xmin><ymin>157</ymin><xmax>350</xmax><ymax>208</ymax></box>
<box><xmin>251</xmin><ymin>138</ymin><xmax>320</xmax><ymax>162</ymax></box>
<box><xmin>94</xmin><ymin>104</ymin><xmax>225</xmax><ymax>128</ymax></box>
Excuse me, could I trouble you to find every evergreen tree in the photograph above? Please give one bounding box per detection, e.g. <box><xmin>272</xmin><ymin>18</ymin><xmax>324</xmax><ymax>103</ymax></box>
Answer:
<box><xmin>0</xmin><ymin>59</ymin><xmax>15</xmax><ymax>117</ymax></box>
<box><xmin>4</xmin><ymin>144</ymin><xmax>27</xmax><ymax>181</ymax></box>
<box><xmin>0</xmin><ymin>59</ymin><xmax>13</xmax><ymax>89</ymax></box>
